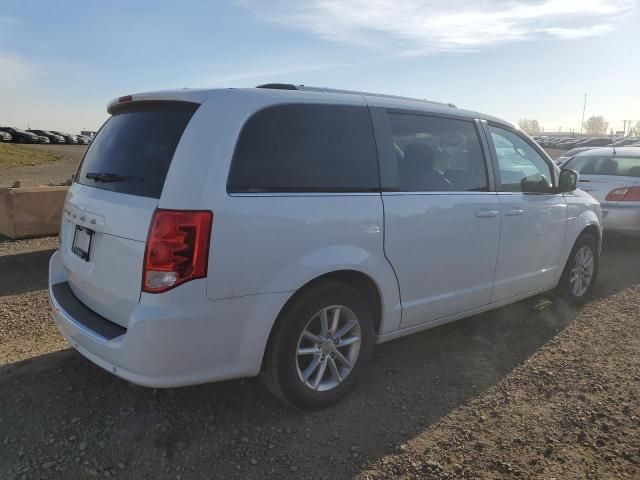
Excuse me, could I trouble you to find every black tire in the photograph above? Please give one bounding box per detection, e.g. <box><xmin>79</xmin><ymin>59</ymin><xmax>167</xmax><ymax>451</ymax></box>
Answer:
<box><xmin>556</xmin><ymin>233</ymin><xmax>599</xmax><ymax>304</ymax></box>
<box><xmin>261</xmin><ymin>281</ymin><xmax>375</xmax><ymax>409</ymax></box>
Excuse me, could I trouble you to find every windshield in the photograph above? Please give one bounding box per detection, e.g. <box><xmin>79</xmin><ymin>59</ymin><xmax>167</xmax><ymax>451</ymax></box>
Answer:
<box><xmin>563</xmin><ymin>155</ymin><xmax>640</xmax><ymax>177</ymax></box>
<box><xmin>76</xmin><ymin>102</ymin><xmax>199</xmax><ymax>198</ymax></box>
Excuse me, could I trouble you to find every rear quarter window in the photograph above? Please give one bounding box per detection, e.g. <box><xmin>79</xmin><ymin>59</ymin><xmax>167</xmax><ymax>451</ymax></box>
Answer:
<box><xmin>76</xmin><ymin>102</ymin><xmax>199</xmax><ymax>198</ymax></box>
<box><xmin>227</xmin><ymin>104</ymin><xmax>379</xmax><ymax>193</ymax></box>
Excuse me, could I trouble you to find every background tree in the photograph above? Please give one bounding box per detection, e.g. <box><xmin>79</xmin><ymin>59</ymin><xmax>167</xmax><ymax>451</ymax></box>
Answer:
<box><xmin>518</xmin><ymin>118</ymin><xmax>541</xmax><ymax>135</ymax></box>
<box><xmin>583</xmin><ymin>116</ymin><xmax>608</xmax><ymax>135</ymax></box>
<box><xmin>632</xmin><ymin>120</ymin><xmax>640</xmax><ymax>137</ymax></box>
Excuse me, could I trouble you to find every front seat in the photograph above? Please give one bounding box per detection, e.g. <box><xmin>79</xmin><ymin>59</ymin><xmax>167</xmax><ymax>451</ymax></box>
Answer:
<box><xmin>401</xmin><ymin>143</ymin><xmax>452</xmax><ymax>191</ymax></box>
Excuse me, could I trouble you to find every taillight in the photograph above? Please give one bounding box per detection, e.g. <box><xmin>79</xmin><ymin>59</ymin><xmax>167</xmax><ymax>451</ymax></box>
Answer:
<box><xmin>605</xmin><ymin>186</ymin><xmax>640</xmax><ymax>202</ymax></box>
<box><xmin>143</xmin><ymin>209</ymin><xmax>213</xmax><ymax>293</ymax></box>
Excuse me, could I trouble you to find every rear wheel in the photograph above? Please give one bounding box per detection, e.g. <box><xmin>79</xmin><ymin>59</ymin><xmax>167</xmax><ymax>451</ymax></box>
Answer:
<box><xmin>556</xmin><ymin>234</ymin><xmax>599</xmax><ymax>304</ymax></box>
<box><xmin>261</xmin><ymin>281</ymin><xmax>375</xmax><ymax>409</ymax></box>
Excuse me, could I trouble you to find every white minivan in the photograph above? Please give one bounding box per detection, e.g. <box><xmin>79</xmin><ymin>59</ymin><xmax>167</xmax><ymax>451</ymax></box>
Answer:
<box><xmin>49</xmin><ymin>84</ymin><xmax>602</xmax><ymax>408</ymax></box>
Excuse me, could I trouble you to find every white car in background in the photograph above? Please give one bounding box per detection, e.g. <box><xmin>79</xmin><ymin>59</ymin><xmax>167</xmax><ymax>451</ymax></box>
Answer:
<box><xmin>49</xmin><ymin>84</ymin><xmax>602</xmax><ymax>408</ymax></box>
<box><xmin>562</xmin><ymin>147</ymin><xmax>640</xmax><ymax>236</ymax></box>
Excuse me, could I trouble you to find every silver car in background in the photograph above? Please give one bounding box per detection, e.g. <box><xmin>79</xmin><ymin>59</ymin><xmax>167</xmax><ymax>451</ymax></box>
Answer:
<box><xmin>562</xmin><ymin>147</ymin><xmax>640</xmax><ymax>235</ymax></box>
<box><xmin>555</xmin><ymin>147</ymin><xmax>594</xmax><ymax>166</ymax></box>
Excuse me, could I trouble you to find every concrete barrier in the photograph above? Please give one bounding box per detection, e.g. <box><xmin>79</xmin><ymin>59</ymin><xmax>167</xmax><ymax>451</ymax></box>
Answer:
<box><xmin>0</xmin><ymin>186</ymin><xmax>68</xmax><ymax>239</ymax></box>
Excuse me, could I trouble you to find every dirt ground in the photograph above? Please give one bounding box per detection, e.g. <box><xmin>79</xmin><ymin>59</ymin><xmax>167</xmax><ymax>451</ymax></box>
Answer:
<box><xmin>0</xmin><ymin>235</ymin><xmax>638</xmax><ymax>479</ymax></box>
<box><xmin>0</xmin><ymin>144</ymin><xmax>87</xmax><ymax>187</ymax></box>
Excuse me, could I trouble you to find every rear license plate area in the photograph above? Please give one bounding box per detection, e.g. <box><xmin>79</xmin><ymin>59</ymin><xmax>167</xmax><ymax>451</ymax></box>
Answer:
<box><xmin>72</xmin><ymin>226</ymin><xmax>93</xmax><ymax>261</ymax></box>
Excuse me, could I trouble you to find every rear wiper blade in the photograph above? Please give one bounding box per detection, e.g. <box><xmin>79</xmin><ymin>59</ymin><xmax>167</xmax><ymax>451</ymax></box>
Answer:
<box><xmin>85</xmin><ymin>172</ymin><xmax>143</xmax><ymax>183</ymax></box>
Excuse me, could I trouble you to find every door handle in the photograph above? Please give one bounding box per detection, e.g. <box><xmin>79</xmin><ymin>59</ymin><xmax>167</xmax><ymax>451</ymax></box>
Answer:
<box><xmin>505</xmin><ymin>208</ymin><xmax>526</xmax><ymax>217</ymax></box>
<box><xmin>475</xmin><ymin>209</ymin><xmax>499</xmax><ymax>218</ymax></box>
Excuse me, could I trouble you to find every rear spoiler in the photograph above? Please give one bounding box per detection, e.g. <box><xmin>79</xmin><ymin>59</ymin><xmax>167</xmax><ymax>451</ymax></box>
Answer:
<box><xmin>107</xmin><ymin>90</ymin><xmax>210</xmax><ymax>114</ymax></box>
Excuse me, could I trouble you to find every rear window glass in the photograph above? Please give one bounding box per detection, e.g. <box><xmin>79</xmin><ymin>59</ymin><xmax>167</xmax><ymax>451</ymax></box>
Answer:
<box><xmin>227</xmin><ymin>104</ymin><xmax>379</xmax><ymax>192</ymax></box>
<box><xmin>563</xmin><ymin>156</ymin><xmax>640</xmax><ymax>177</ymax></box>
<box><xmin>76</xmin><ymin>102</ymin><xmax>198</xmax><ymax>198</ymax></box>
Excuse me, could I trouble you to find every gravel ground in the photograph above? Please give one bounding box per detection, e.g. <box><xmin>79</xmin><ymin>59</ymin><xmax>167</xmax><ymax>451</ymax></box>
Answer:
<box><xmin>0</xmin><ymin>235</ymin><xmax>638</xmax><ymax>480</ymax></box>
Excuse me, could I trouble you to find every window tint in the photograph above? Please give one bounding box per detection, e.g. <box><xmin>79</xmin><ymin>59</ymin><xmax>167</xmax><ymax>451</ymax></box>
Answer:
<box><xmin>563</xmin><ymin>156</ymin><xmax>640</xmax><ymax>177</ymax></box>
<box><xmin>228</xmin><ymin>104</ymin><xmax>379</xmax><ymax>193</ymax></box>
<box><xmin>76</xmin><ymin>103</ymin><xmax>198</xmax><ymax>198</ymax></box>
<box><xmin>489</xmin><ymin>126</ymin><xmax>553</xmax><ymax>193</ymax></box>
<box><xmin>387</xmin><ymin>113</ymin><xmax>488</xmax><ymax>192</ymax></box>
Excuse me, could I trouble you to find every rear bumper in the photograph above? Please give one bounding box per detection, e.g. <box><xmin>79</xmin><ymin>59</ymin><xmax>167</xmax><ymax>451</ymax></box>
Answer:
<box><xmin>601</xmin><ymin>203</ymin><xmax>640</xmax><ymax>235</ymax></box>
<box><xmin>49</xmin><ymin>251</ymin><xmax>291</xmax><ymax>388</ymax></box>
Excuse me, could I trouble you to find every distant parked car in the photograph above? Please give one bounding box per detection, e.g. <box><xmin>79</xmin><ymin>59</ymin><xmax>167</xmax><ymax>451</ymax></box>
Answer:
<box><xmin>548</xmin><ymin>138</ymin><xmax>576</xmax><ymax>149</ymax></box>
<box><xmin>0</xmin><ymin>131</ymin><xmax>12</xmax><ymax>142</ymax></box>
<box><xmin>547</xmin><ymin>137</ymin><xmax>572</xmax><ymax>147</ymax></box>
<box><xmin>559</xmin><ymin>138</ymin><xmax>587</xmax><ymax>149</ymax></box>
<box><xmin>75</xmin><ymin>135</ymin><xmax>90</xmax><ymax>145</ymax></box>
<box><xmin>555</xmin><ymin>147</ymin><xmax>594</xmax><ymax>165</ymax></box>
<box><xmin>607</xmin><ymin>138</ymin><xmax>639</xmax><ymax>147</ymax></box>
<box><xmin>0</xmin><ymin>127</ymin><xmax>40</xmax><ymax>144</ymax></box>
<box><xmin>28</xmin><ymin>129</ymin><xmax>65</xmax><ymax>144</ymax></box>
<box><xmin>562</xmin><ymin>147</ymin><xmax>640</xmax><ymax>236</ymax></box>
<box><xmin>50</xmin><ymin>131</ymin><xmax>78</xmax><ymax>144</ymax></box>
<box><xmin>574</xmin><ymin>138</ymin><xmax>614</xmax><ymax>148</ymax></box>
<box><xmin>37</xmin><ymin>136</ymin><xmax>50</xmax><ymax>144</ymax></box>
<box><xmin>539</xmin><ymin>137</ymin><xmax>562</xmax><ymax>147</ymax></box>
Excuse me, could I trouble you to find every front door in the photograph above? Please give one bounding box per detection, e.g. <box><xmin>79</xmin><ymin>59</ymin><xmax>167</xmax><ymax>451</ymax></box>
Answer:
<box><xmin>376</xmin><ymin>111</ymin><xmax>501</xmax><ymax>328</ymax></box>
<box><xmin>485</xmin><ymin>124</ymin><xmax>568</xmax><ymax>302</ymax></box>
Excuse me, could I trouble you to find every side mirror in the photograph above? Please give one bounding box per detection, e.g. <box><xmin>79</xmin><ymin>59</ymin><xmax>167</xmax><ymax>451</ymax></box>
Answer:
<box><xmin>558</xmin><ymin>169</ymin><xmax>578</xmax><ymax>193</ymax></box>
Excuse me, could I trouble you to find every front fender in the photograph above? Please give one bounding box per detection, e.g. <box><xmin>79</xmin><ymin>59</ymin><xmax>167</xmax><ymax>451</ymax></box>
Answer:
<box><xmin>558</xmin><ymin>198</ymin><xmax>602</xmax><ymax>281</ymax></box>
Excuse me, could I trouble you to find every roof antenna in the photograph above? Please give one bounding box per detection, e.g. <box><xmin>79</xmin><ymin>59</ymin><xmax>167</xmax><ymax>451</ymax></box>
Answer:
<box><xmin>611</xmin><ymin>130</ymin><xmax>617</xmax><ymax>156</ymax></box>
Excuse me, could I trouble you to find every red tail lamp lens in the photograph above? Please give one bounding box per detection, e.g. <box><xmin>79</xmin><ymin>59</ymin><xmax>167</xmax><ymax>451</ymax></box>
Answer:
<box><xmin>143</xmin><ymin>209</ymin><xmax>213</xmax><ymax>293</ymax></box>
<box><xmin>605</xmin><ymin>186</ymin><xmax>640</xmax><ymax>202</ymax></box>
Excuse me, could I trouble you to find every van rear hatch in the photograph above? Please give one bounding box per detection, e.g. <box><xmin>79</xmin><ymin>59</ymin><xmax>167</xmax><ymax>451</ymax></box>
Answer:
<box><xmin>59</xmin><ymin>101</ymin><xmax>199</xmax><ymax>327</ymax></box>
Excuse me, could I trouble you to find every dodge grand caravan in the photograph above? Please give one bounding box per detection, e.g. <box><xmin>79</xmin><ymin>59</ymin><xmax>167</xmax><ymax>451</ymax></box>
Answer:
<box><xmin>49</xmin><ymin>84</ymin><xmax>602</xmax><ymax>408</ymax></box>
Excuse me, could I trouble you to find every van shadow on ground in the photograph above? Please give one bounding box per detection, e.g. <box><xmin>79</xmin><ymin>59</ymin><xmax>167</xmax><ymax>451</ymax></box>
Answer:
<box><xmin>0</xmin><ymin>248</ymin><xmax>55</xmax><ymax>296</ymax></box>
<box><xmin>0</xmin><ymin>236</ymin><xmax>638</xmax><ymax>479</ymax></box>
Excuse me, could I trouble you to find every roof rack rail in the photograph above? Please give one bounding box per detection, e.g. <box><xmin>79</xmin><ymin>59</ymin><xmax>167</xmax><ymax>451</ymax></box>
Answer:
<box><xmin>256</xmin><ymin>83</ymin><xmax>457</xmax><ymax>108</ymax></box>
<box><xmin>256</xmin><ymin>83</ymin><xmax>298</xmax><ymax>91</ymax></box>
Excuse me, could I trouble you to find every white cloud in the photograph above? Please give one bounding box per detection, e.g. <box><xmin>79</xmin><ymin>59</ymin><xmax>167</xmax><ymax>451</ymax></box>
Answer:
<box><xmin>198</xmin><ymin>62</ymin><xmax>344</xmax><ymax>87</ymax></box>
<box><xmin>0</xmin><ymin>53</ymin><xmax>37</xmax><ymax>89</ymax></box>
<box><xmin>240</xmin><ymin>0</ymin><xmax>635</xmax><ymax>54</ymax></box>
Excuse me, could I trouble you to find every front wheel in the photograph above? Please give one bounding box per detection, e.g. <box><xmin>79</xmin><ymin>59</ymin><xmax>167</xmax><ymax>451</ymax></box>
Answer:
<box><xmin>556</xmin><ymin>234</ymin><xmax>599</xmax><ymax>304</ymax></box>
<box><xmin>261</xmin><ymin>281</ymin><xmax>375</xmax><ymax>409</ymax></box>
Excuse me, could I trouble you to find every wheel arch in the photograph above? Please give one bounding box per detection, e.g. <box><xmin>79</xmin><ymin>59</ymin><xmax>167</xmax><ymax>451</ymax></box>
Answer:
<box><xmin>556</xmin><ymin>217</ymin><xmax>602</xmax><ymax>286</ymax></box>
<box><xmin>581</xmin><ymin>223</ymin><xmax>601</xmax><ymax>245</ymax></box>
<box><xmin>260</xmin><ymin>269</ymin><xmax>385</xmax><ymax>372</ymax></box>
<box><xmin>279</xmin><ymin>269</ymin><xmax>383</xmax><ymax>334</ymax></box>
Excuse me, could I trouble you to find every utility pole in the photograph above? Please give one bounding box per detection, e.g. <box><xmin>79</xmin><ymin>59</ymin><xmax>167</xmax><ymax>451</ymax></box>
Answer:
<box><xmin>580</xmin><ymin>93</ymin><xmax>587</xmax><ymax>134</ymax></box>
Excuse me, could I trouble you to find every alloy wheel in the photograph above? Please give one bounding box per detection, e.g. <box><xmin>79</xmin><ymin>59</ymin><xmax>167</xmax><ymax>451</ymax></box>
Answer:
<box><xmin>570</xmin><ymin>245</ymin><xmax>594</xmax><ymax>297</ymax></box>
<box><xmin>295</xmin><ymin>305</ymin><xmax>361</xmax><ymax>392</ymax></box>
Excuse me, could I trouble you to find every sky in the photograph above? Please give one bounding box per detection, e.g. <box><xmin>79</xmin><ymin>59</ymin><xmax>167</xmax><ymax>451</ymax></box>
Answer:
<box><xmin>0</xmin><ymin>0</ymin><xmax>638</xmax><ymax>134</ymax></box>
